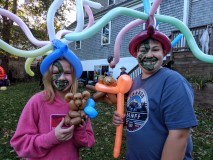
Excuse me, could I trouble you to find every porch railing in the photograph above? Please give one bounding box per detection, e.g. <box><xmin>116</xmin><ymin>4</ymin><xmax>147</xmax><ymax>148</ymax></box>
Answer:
<box><xmin>171</xmin><ymin>24</ymin><xmax>213</xmax><ymax>55</ymax></box>
<box><xmin>128</xmin><ymin>64</ymin><xmax>142</xmax><ymax>79</ymax></box>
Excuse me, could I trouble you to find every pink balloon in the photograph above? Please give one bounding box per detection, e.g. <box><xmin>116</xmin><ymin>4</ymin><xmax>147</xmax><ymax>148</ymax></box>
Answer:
<box><xmin>149</xmin><ymin>0</ymin><xmax>162</xmax><ymax>16</ymax></box>
<box><xmin>56</xmin><ymin>30</ymin><xmax>73</xmax><ymax>39</ymax></box>
<box><xmin>110</xmin><ymin>19</ymin><xmax>145</xmax><ymax>67</ymax></box>
<box><xmin>110</xmin><ymin>0</ymin><xmax>162</xmax><ymax>68</ymax></box>
<box><xmin>84</xmin><ymin>5</ymin><xmax>94</xmax><ymax>29</ymax></box>
<box><xmin>0</xmin><ymin>8</ymin><xmax>50</xmax><ymax>47</ymax></box>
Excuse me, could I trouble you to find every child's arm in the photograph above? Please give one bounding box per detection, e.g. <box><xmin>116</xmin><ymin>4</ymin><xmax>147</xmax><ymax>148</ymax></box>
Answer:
<box><xmin>10</xmin><ymin>98</ymin><xmax>60</xmax><ymax>158</ymax></box>
<box><xmin>161</xmin><ymin>129</ymin><xmax>190</xmax><ymax>160</ymax></box>
<box><xmin>72</xmin><ymin>119</ymin><xmax>95</xmax><ymax>148</ymax></box>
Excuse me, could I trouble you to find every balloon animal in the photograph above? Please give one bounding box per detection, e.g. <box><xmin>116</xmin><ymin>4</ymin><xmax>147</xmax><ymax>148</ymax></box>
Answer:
<box><xmin>95</xmin><ymin>75</ymin><xmax>132</xmax><ymax>158</ymax></box>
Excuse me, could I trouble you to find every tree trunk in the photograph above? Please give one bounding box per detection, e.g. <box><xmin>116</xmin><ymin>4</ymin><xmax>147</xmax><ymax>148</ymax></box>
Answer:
<box><xmin>1</xmin><ymin>0</ymin><xmax>17</xmax><ymax>74</ymax></box>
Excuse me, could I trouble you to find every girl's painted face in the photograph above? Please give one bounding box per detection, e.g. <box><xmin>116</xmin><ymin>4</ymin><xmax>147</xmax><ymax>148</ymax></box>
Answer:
<box><xmin>52</xmin><ymin>60</ymin><xmax>73</xmax><ymax>91</ymax></box>
<box><xmin>137</xmin><ymin>39</ymin><xmax>164</xmax><ymax>72</ymax></box>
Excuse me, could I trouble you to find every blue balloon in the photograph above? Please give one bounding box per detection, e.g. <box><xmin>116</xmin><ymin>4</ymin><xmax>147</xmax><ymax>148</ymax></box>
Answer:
<box><xmin>143</xmin><ymin>0</ymin><xmax>151</xmax><ymax>14</ymax></box>
<box><xmin>40</xmin><ymin>39</ymin><xmax>83</xmax><ymax>79</ymax></box>
<box><xmin>40</xmin><ymin>49</ymin><xmax>63</xmax><ymax>76</ymax></box>
<box><xmin>171</xmin><ymin>34</ymin><xmax>183</xmax><ymax>48</ymax></box>
<box><xmin>86</xmin><ymin>98</ymin><xmax>95</xmax><ymax>107</ymax></box>
<box><xmin>84</xmin><ymin>106</ymin><xmax>98</xmax><ymax>119</ymax></box>
<box><xmin>155</xmin><ymin>20</ymin><xmax>160</xmax><ymax>28</ymax></box>
<box><xmin>84</xmin><ymin>98</ymin><xmax>98</xmax><ymax>118</ymax></box>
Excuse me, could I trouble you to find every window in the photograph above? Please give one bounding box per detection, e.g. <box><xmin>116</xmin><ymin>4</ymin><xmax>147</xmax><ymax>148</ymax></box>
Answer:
<box><xmin>108</xmin><ymin>0</ymin><xmax>115</xmax><ymax>6</ymax></box>
<box><xmin>75</xmin><ymin>41</ymin><xmax>81</xmax><ymax>49</ymax></box>
<box><xmin>94</xmin><ymin>65</ymin><xmax>109</xmax><ymax>81</ymax></box>
<box><xmin>101</xmin><ymin>22</ymin><xmax>111</xmax><ymax>45</ymax></box>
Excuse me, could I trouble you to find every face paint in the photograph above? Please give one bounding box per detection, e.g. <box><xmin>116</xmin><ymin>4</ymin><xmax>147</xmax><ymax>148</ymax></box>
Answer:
<box><xmin>138</xmin><ymin>55</ymin><xmax>158</xmax><ymax>71</ymax></box>
<box><xmin>52</xmin><ymin>61</ymin><xmax>69</xmax><ymax>91</ymax></box>
<box><xmin>137</xmin><ymin>40</ymin><xmax>158</xmax><ymax>71</ymax></box>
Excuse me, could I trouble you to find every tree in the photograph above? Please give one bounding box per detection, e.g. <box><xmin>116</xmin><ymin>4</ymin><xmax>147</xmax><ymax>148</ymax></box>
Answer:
<box><xmin>0</xmin><ymin>0</ymin><xmax>75</xmax><ymax>73</ymax></box>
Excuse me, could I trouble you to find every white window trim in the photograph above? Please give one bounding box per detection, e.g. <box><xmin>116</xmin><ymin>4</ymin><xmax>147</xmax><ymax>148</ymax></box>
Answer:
<box><xmin>75</xmin><ymin>41</ymin><xmax>81</xmax><ymax>49</ymax></box>
<box><xmin>101</xmin><ymin>22</ymin><xmax>111</xmax><ymax>46</ymax></box>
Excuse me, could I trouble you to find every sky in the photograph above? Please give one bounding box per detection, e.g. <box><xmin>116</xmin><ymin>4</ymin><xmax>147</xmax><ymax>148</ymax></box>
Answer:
<box><xmin>19</xmin><ymin>0</ymin><xmax>24</xmax><ymax>5</ymax></box>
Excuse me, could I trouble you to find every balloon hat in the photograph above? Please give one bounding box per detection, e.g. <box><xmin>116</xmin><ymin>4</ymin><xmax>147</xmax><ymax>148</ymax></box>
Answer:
<box><xmin>40</xmin><ymin>40</ymin><xmax>83</xmax><ymax>78</ymax></box>
<box><xmin>129</xmin><ymin>16</ymin><xmax>171</xmax><ymax>58</ymax></box>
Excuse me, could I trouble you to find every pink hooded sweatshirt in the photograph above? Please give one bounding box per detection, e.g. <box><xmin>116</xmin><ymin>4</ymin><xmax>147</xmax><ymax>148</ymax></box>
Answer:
<box><xmin>10</xmin><ymin>92</ymin><xmax>95</xmax><ymax>160</ymax></box>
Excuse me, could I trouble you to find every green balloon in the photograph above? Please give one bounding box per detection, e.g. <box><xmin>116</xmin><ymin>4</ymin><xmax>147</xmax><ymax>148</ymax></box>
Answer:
<box><xmin>155</xmin><ymin>14</ymin><xmax>213</xmax><ymax>63</ymax></box>
<box><xmin>65</xmin><ymin>7</ymin><xmax>149</xmax><ymax>41</ymax></box>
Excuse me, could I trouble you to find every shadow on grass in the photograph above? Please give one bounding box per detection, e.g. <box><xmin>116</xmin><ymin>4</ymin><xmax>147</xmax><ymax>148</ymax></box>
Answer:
<box><xmin>0</xmin><ymin>81</ymin><xmax>212</xmax><ymax>160</ymax></box>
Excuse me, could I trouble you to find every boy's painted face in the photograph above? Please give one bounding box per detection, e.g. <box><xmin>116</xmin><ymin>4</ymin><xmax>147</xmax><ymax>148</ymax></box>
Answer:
<box><xmin>137</xmin><ymin>39</ymin><xmax>164</xmax><ymax>72</ymax></box>
<box><xmin>52</xmin><ymin>60</ymin><xmax>73</xmax><ymax>91</ymax></box>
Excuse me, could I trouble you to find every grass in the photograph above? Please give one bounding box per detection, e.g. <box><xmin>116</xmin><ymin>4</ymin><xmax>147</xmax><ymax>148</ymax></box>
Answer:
<box><xmin>0</xmin><ymin>81</ymin><xmax>212</xmax><ymax>160</ymax></box>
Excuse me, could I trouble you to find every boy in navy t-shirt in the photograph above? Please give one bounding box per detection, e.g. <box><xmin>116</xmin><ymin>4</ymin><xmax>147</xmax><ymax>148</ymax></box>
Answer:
<box><xmin>112</xmin><ymin>22</ymin><xmax>198</xmax><ymax>159</ymax></box>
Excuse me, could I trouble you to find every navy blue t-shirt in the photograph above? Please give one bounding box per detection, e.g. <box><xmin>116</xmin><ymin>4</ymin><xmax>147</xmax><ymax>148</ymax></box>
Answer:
<box><xmin>126</xmin><ymin>67</ymin><xmax>198</xmax><ymax>160</ymax></box>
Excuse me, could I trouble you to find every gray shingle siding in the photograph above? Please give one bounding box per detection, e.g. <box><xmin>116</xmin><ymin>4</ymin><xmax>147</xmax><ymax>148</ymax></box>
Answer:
<box><xmin>87</xmin><ymin>0</ymin><xmax>127</xmax><ymax>14</ymax></box>
<box><xmin>189</xmin><ymin>0</ymin><xmax>213</xmax><ymax>27</ymax></box>
<box><xmin>158</xmin><ymin>0</ymin><xmax>184</xmax><ymax>35</ymax></box>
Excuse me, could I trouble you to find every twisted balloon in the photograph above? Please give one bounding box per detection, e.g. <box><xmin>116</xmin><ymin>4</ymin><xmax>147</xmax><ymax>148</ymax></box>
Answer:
<box><xmin>0</xmin><ymin>0</ymin><xmax>102</xmax><ymax>76</ymax></box>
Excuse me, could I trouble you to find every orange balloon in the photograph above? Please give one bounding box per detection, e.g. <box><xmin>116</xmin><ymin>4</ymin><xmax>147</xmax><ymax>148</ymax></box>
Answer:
<box><xmin>95</xmin><ymin>75</ymin><xmax>132</xmax><ymax>158</ymax></box>
<box><xmin>86</xmin><ymin>84</ymin><xmax>116</xmax><ymax>104</ymax></box>
<box><xmin>95</xmin><ymin>83</ymin><xmax>119</xmax><ymax>94</ymax></box>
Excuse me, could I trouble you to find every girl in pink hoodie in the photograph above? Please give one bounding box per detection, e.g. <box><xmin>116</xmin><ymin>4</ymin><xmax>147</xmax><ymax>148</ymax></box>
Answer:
<box><xmin>10</xmin><ymin>41</ymin><xmax>95</xmax><ymax>160</ymax></box>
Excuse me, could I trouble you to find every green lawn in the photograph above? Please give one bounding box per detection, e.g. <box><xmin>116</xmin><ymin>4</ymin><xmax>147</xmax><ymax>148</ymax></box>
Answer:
<box><xmin>0</xmin><ymin>81</ymin><xmax>212</xmax><ymax>160</ymax></box>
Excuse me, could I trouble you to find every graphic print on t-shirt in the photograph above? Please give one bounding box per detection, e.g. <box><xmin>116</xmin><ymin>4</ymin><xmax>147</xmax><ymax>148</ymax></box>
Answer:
<box><xmin>50</xmin><ymin>114</ymin><xmax>67</xmax><ymax>131</ymax></box>
<box><xmin>126</xmin><ymin>88</ymin><xmax>149</xmax><ymax>132</ymax></box>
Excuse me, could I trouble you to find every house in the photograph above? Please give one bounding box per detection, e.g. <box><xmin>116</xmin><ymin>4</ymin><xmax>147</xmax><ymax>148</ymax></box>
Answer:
<box><xmin>67</xmin><ymin>0</ymin><xmax>213</xmax><ymax>80</ymax></box>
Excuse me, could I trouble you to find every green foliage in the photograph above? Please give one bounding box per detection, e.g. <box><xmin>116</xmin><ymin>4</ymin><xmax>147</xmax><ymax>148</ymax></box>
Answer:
<box><xmin>0</xmin><ymin>81</ymin><xmax>212</xmax><ymax>159</ymax></box>
<box><xmin>193</xmin><ymin>107</ymin><xmax>213</xmax><ymax>160</ymax></box>
<box><xmin>0</xmin><ymin>0</ymin><xmax>75</xmax><ymax>51</ymax></box>
<box><xmin>187</xmin><ymin>75</ymin><xmax>213</xmax><ymax>90</ymax></box>
<box><xmin>0</xmin><ymin>82</ymin><xmax>40</xmax><ymax>159</ymax></box>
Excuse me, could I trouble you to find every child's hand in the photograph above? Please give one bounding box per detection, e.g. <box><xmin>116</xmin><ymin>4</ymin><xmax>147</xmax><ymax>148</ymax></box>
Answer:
<box><xmin>55</xmin><ymin>118</ymin><xmax>75</xmax><ymax>142</ymax></box>
<box><xmin>112</xmin><ymin>111</ymin><xmax>125</xmax><ymax>126</ymax></box>
<box><xmin>79</xmin><ymin>115</ymin><xmax>88</xmax><ymax>128</ymax></box>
